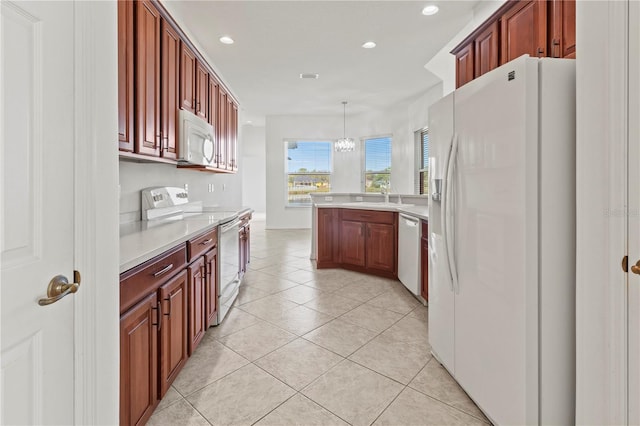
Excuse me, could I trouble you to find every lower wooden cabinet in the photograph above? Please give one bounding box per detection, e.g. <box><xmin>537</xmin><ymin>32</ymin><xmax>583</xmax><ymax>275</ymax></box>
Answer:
<box><xmin>158</xmin><ymin>270</ymin><xmax>188</xmax><ymax>396</ymax></box>
<box><xmin>421</xmin><ymin>221</ymin><xmax>429</xmax><ymax>302</ymax></box>
<box><xmin>187</xmin><ymin>257</ymin><xmax>206</xmax><ymax>354</ymax></box>
<box><xmin>204</xmin><ymin>247</ymin><xmax>218</xmax><ymax>327</ymax></box>
<box><xmin>120</xmin><ymin>292</ymin><xmax>159</xmax><ymax>426</ymax></box>
<box><xmin>318</xmin><ymin>208</ymin><xmax>398</xmax><ymax>278</ymax></box>
<box><xmin>340</xmin><ymin>220</ymin><xmax>366</xmax><ymax>267</ymax></box>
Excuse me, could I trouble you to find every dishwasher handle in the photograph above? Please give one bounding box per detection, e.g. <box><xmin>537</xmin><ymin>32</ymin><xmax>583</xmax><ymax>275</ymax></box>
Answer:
<box><xmin>399</xmin><ymin>213</ymin><xmax>419</xmax><ymax>226</ymax></box>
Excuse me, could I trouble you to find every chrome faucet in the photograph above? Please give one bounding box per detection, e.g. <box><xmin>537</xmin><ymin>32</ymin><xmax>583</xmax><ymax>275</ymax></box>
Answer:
<box><xmin>381</xmin><ymin>185</ymin><xmax>389</xmax><ymax>203</ymax></box>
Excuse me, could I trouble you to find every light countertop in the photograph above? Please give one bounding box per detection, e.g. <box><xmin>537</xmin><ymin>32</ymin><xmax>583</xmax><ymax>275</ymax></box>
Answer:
<box><xmin>120</xmin><ymin>207</ymin><xmax>251</xmax><ymax>273</ymax></box>
<box><xmin>315</xmin><ymin>202</ymin><xmax>428</xmax><ymax>221</ymax></box>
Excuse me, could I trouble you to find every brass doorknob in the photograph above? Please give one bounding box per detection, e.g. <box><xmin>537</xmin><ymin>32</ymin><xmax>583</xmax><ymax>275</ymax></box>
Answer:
<box><xmin>38</xmin><ymin>271</ymin><xmax>81</xmax><ymax>306</ymax></box>
<box><xmin>631</xmin><ymin>260</ymin><xmax>640</xmax><ymax>275</ymax></box>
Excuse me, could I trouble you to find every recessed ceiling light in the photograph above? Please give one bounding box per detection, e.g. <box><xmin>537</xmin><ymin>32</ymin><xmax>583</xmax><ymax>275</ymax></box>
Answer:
<box><xmin>300</xmin><ymin>73</ymin><xmax>319</xmax><ymax>79</ymax></box>
<box><xmin>422</xmin><ymin>5</ymin><xmax>439</xmax><ymax>15</ymax></box>
<box><xmin>362</xmin><ymin>41</ymin><xmax>376</xmax><ymax>49</ymax></box>
<box><xmin>219</xmin><ymin>36</ymin><xmax>234</xmax><ymax>44</ymax></box>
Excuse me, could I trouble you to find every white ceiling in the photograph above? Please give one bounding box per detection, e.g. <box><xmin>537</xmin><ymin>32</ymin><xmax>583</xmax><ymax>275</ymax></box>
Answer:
<box><xmin>163</xmin><ymin>1</ymin><xmax>479</xmax><ymax>124</ymax></box>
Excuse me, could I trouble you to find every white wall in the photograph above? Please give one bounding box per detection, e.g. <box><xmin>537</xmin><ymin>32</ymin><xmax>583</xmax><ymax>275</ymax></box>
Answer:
<box><xmin>119</xmin><ymin>157</ymin><xmax>244</xmax><ymax>220</ymax></box>
<box><xmin>241</xmin><ymin>125</ymin><xmax>266</xmax><ymax>214</ymax></box>
<box><xmin>265</xmin><ymin>84</ymin><xmax>442</xmax><ymax>229</ymax></box>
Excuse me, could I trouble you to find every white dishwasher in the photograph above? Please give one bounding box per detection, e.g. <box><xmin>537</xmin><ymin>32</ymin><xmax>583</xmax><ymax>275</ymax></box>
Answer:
<box><xmin>398</xmin><ymin>213</ymin><xmax>421</xmax><ymax>295</ymax></box>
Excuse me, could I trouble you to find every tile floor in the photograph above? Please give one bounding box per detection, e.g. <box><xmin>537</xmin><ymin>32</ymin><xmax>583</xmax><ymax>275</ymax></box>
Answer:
<box><xmin>148</xmin><ymin>220</ymin><xmax>488</xmax><ymax>426</ymax></box>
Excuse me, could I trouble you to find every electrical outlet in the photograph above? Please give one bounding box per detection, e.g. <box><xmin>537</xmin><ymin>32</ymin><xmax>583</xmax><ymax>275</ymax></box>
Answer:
<box><xmin>355</xmin><ymin>196</ymin><xmax>363</xmax><ymax>201</ymax></box>
<box><xmin>184</xmin><ymin>183</ymin><xmax>188</xmax><ymax>192</ymax></box>
<box><xmin>208</xmin><ymin>183</ymin><xmax>214</xmax><ymax>192</ymax></box>
<box><xmin>223</xmin><ymin>184</ymin><xmax>227</xmax><ymax>191</ymax></box>
<box><xmin>325</xmin><ymin>196</ymin><xmax>333</xmax><ymax>201</ymax></box>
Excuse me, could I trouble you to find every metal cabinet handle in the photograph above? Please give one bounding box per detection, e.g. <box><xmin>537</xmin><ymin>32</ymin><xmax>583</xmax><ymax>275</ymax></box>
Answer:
<box><xmin>38</xmin><ymin>271</ymin><xmax>81</xmax><ymax>306</ymax></box>
<box><xmin>153</xmin><ymin>264</ymin><xmax>174</xmax><ymax>277</ymax></box>
<box><xmin>631</xmin><ymin>259</ymin><xmax>640</xmax><ymax>275</ymax></box>
<box><xmin>200</xmin><ymin>238</ymin><xmax>213</xmax><ymax>245</ymax></box>
<box><xmin>152</xmin><ymin>302</ymin><xmax>162</xmax><ymax>330</ymax></box>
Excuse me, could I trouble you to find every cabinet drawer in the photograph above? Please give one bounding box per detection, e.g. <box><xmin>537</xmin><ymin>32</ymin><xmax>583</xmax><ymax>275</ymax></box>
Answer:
<box><xmin>187</xmin><ymin>227</ymin><xmax>218</xmax><ymax>261</ymax></box>
<box><xmin>120</xmin><ymin>244</ymin><xmax>187</xmax><ymax>314</ymax></box>
<box><xmin>341</xmin><ymin>209</ymin><xmax>395</xmax><ymax>224</ymax></box>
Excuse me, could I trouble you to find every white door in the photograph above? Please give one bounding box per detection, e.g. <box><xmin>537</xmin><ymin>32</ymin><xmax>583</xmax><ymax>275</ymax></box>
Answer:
<box><xmin>628</xmin><ymin>0</ymin><xmax>640</xmax><ymax>423</ymax></box>
<box><xmin>1</xmin><ymin>1</ymin><xmax>76</xmax><ymax>424</ymax></box>
<box><xmin>427</xmin><ymin>92</ymin><xmax>455</xmax><ymax>372</ymax></box>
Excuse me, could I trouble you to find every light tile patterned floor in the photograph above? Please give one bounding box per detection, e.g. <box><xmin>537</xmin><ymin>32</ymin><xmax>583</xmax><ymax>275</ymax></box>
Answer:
<box><xmin>148</xmin><ymin>220</ymin><xmax>488</xmax><ymax>426</ymax></box>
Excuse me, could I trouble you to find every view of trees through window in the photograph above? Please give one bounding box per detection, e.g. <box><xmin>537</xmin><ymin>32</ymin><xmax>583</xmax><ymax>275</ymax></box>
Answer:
<box><xmin>286</xmin><ymin>141</ymin><xmax>331</xmax><ymax>205</ymax></box>
<box><xmin>364</xmin><ymin>137</ymin><xmax>392</xmax><ymax>193</ymax></box>
<box><xmin>419</xmin><ymin>130</ymin><xmax>428</xmax><ymax>195</ymax></box>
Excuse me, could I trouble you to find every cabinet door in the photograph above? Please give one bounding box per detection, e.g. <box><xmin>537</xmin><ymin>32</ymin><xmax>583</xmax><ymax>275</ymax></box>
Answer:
<box><xmin>245</xmin><ymin>223</ymin><xmax>251</xmax><ymax>269</ymax></box>
<box><xmin>365</xmin><ymin>223</ymin><xmax>396</xmax><ymax>273</ymax></box>
<box><xmin>217</xmin><ymin>88</ymin><xmax>228</xmax><ymax>169</ymax></box>
<box><xmin>340</xmin><ymin>220</ymin><xmax>365</xmax><ymax>267</ymax></box>
<box><xmin>180</xmin><ymin>43</ymin><xmax>196</xmax><ymax>113</ymax></box>
<box><xmin>317</xmin><ymin>208</ymin><xmax>338</xmax><ymax>264</ymax></box>
<box><xmin>455</xmin><ymin>43</ymin><xmax>475</xmax><ymax>88</ymax></box>
<box><xmin>549</xmin><ymin>0</ymin><xmax>575</xmax><ymax>59</ymax></box>
<box><xmin>120</xmin><ymin>292</ymin><xmax>158</xmax><ymax>426</ymax></box>
<box><xmin>187</xmin><ymin>257</ymin><xmax>206</xmax><ymax>354</ymax></box>
<box><xmin>500</xmin><ymin>0</ymin><xmax>547</xmax><ymax>64</ymax></box>
<box><xmin>205</xmin><ymin>248</ymin><xmax>218</xmax><ymax>328</ymax></box>
<box><xmin>421</xmin><ymin>237</ymin><xmax>429</xmax><ymax>302</ymax></box>
<box><xmin>226</xmin><ymin>97</ymin><xmax>234</xmax><ymax>171</ymax></box>
<box><xmin>229</xmin><ymin>102</ymin><xmax>238</xmax><ymax>171</ymax></box>
<box><xmin>135</xmin><ymin>0</ymin><xmax>161</xmax><ymax>156</ymax></box>
<box><xmin>195</xmin><ymin>62</ymin><xmax>209</xmax><ymax>121</ymax></box>
<box><xmin>208</xmin><ymin>76</ymin><xmax>219</xmax><ymax>126</ymax></box>
<box><xmin>118</xmin><ymin>0</ymin><xmax>134</xmax><ymax>152</ymax></box>
<box><xmin>474</xmin><ymin>21</ymin><xmax>499</xmax><ymax>78</ymax></box>
<box><xmin>158</xmin><ymin>270</ymin><xmax>188</xmax><ymax>397</ymax></box>
<box><xmin>160</xmin><ymin>21</ymin><xmax>180</xmax><ymax>160</ymax></box>
<box><xmin>238</xmin><ymin>227</ymin><xmax>246</xmax><ymax>277</ymax></box>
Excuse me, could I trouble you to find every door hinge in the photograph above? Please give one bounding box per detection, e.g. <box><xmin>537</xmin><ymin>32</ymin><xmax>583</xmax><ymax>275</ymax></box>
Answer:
<box><xmin>622</xmin><ymin>255</ymin><xmax>628</xmax><ymax>272</ymax></box>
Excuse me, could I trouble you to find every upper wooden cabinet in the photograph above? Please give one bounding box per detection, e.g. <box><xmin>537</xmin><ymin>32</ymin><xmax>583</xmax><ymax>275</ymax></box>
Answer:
<box><xmin>452</xmin><ymin>0</ymin><xmax>575</xmax><ymax>88</ymax></box>
<box><xmin>208</xmin><ymin>75</ymin><xmax>219</xmax><ymax>127</ymax></box>
<box><xmin>135</xmin><ymin>0</ymin><xmax>161</xmax><ymax>156</ymax></box>
<box><xmin>500</xmin><ymin>0</ymin><xmax>547</xmax><ymax>63</ymax></box>
<box><xmin>179</xmin><ymin>43</ymin><xmax>196</xmax><ymax>113</ymax></box>
<box><xmin>474</xmin><ymin>21</ymin><xmax>499</xmax><ymax>78</ymax></box>
<box><xmin>195</xmin><ymin>62</ymin><xmax>209</xmax><ymax>121</ymax></box>
<box><xmin>118</xmin><ymin>0</ymin><xmax>134</xmax><ymax>152</ymax></box>
<box><xmin>160</xmin><ymin>21</ymin><xmax>180</xmax><ymax>160</ymax></box>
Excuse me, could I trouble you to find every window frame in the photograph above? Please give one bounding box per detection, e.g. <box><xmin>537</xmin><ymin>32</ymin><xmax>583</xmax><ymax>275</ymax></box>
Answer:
<box><xmin>284</xmin><ymin>139</ymin><xmax>333</xmax><ymax>207</ymax></box>
<box><xmin>361</xmin><ymin>135</ymin><xmax>393</xmax><ymax>194</ymax></box>
<box><xmin>418</xmin><ymin>128</ymin><xmax>428</xmax><ymax>195</ymax></box>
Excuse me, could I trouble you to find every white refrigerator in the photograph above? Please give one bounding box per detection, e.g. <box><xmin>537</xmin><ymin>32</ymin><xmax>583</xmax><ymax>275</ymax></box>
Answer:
<box><xmin>428</xmin><ymin>56</ymin><xmax>576</xmax><ymax>425</ymax></box>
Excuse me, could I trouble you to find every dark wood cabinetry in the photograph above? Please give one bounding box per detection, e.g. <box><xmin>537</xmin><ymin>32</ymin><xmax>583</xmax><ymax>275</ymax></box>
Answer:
<box><xmin>179</xmin><ymin>43</ymin><xmax>196</xmax><ymax>113</ymax></box>
<box><xmin>318</xmin><ymin>208</ymin><xmax>398</xmax><ymax>278</ymax></box>
<box><xmin>118</xmin><ymin>0</ymin><xmax>240</xmax><ymax>171</ymax></box>
<box><xmin>239</xmin><ymin>213</ymin><xmax>251</xmax><ymax>278</ymax></box>
<box><xmin>340</xmin><ymin>220</ymin><xmax>366</xmax><ymax>267</ymax></box>
<box><xmin>187</xmin><ymin>257</ymin><xmax>206</xmax><ymax>354</ymax></box>
<box><xmin>474</xmin><ymin>21</ymin><xmax>499</xmax><ymax>78</ymax></box>
<box><xmin>135</xmin><ymin>0</ymin><xmax>161</xmax><ymax>156</ymax></box>
<box><xmin>118</xmin><ymin>0</ymin><xmax>134</xmax><ymax>152</ymax></box>
<box><xmin>158</xmin><ymin>269</ymin><xmax>188</xmax><ymax>396</ymax></box>
<box><xmin>120</xmin><ymin>292</ymin><xmax>158</xmax><ymax>426</ymax></box>
<box><xmin>204</xmin><ymin>247</ymin><xmax>218</xmax><ymax>327</ymax></box>
<box><xmin>160</xmin><ymin>21</ymin><xmax>179</xmax><ymax>160</ymax></box>
<box><xmin>500</xmin><ymin>0</ymin><xmax>547</xmax><ymax>63</ymax></box>
<box><xmin>421</xmin><ymin>221</ymin><xmax>428</xmax><ymax>302</ymax></box>
<box><xmin>452</xmin><ymin>0</ymin><xmax>575</xmax><ymax>88</ymax></box>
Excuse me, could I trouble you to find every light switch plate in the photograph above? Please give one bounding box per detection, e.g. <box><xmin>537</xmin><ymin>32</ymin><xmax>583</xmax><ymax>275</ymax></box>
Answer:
<box><xmin>324</xmin><ymin>196</ymin><xmax>333</xmax><ymax>201</ymax></box>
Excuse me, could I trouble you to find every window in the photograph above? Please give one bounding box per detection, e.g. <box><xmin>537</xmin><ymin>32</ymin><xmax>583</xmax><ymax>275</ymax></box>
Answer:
<box><xmin>419</xmin><ymin>129</ymin><xmax>428</xmax><ymax>195</ymax></box>
<box><xmin>363</xmin><ymin>136</ymin><xmax>392</xmax><ymax>193</ymax></box>
<box><xmin>285</xmin><ymin>140</ymin><xmax>331</xmax><ymax>205</ymax></box>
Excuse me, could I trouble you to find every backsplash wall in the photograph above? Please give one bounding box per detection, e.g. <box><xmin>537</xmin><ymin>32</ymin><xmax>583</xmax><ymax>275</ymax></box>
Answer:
<box><xmin>119</xmin><ymin>161</ymin><xmax>243</xmax><ymax>223</ymax></box>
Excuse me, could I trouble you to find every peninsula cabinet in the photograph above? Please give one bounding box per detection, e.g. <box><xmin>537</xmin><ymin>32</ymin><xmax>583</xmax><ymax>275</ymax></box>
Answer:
<box><xmin>317</xmin><ymin>208</ymin><xmax>398</xmax><ymax>279</ymax></box>
<box><xmin>452</xmin><ymin>0</ymin><xmax>575</xmax><ymax>88</ymax></box>
<box><xmin>239</xmin><ymin>212</ymin><xmax>252</xmax><ymax>278</ymax></box>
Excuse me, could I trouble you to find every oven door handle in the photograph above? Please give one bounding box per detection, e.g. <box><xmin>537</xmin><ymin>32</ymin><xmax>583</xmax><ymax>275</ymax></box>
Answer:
<box><xmin>220</xmin><ymin>218</ymin><xmax>241</xmax><ymax>233</ymax></box>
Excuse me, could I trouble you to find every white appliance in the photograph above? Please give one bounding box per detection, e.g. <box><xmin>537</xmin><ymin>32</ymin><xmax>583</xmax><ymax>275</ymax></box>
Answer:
<box><xmin>428</xmin><ymin>56</ymin><xmax>576</xmax><ymax>425</ymax></box>
<box><xmin>398</xmin><ymin>213</ymin><xmax>421</xmax><ymax>296</ymax></box>
<box><xmin>178</xmin><ymin>109</ymin><xmax>216</xmax><ymax>167</ymax></box>
<box><xmin>214</xmin><ymin>216</ymin><xmax>241</xmax><ymax>325</ymax></box>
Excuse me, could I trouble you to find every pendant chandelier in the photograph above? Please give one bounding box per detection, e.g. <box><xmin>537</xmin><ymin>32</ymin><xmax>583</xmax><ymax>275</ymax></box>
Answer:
<box><xmin>335</xmin><ymin>101</ymin><xmax>355</xmax><ymax>152</ymax></box>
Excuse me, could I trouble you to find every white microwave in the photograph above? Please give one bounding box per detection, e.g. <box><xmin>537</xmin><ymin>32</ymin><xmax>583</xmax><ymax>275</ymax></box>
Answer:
<box><xmin>178</xmin><ymin>109</ymin><xmax>216</xmax><ymax>167</ymax></box>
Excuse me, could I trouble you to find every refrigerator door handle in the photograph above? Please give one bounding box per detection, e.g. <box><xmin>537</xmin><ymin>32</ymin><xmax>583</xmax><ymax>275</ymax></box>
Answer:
<box><xmin>441</xmin><ymin>133</ymin><xmax>455</xmax><ymax>292</ymax></box>
<box><xmin>445</xmin><ymin>133</ymin><xmax>460</xmax><ymax>294</ymax></box>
